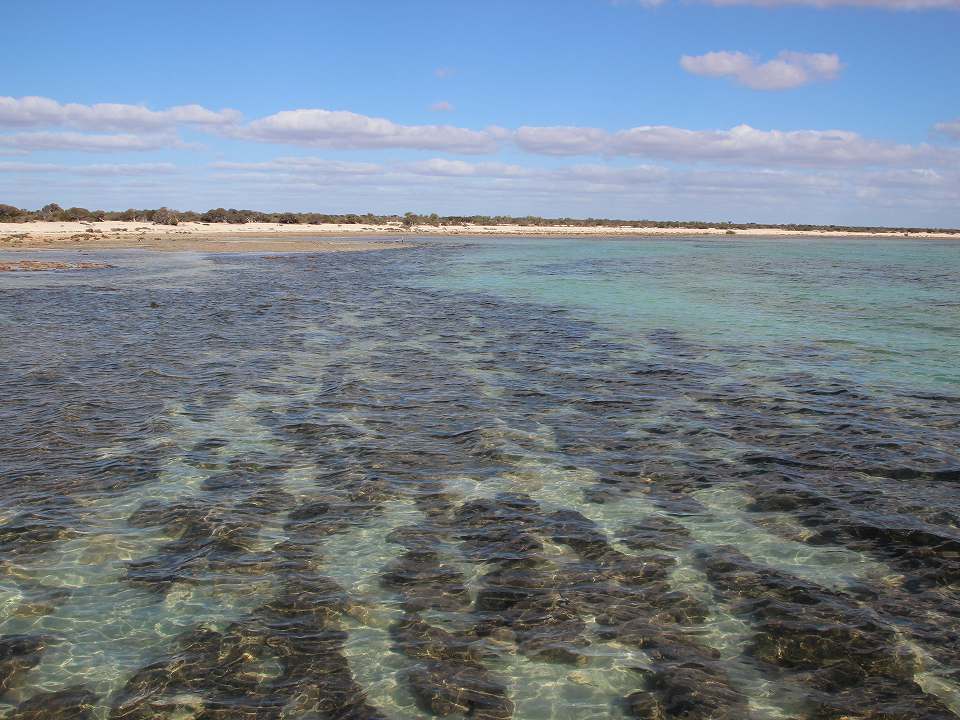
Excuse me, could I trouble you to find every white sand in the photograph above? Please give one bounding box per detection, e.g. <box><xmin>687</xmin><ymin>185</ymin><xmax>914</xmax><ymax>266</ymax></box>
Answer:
<box><xmin>0</xmin><ymin>220</ymin><xmax>956</xmax><ymax>252</ymax></box>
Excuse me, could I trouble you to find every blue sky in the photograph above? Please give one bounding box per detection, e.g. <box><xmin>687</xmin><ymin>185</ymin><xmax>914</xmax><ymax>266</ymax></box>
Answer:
<box><xmin>2</xmin><ymin>0</ymin><xmax>958</xmax><ymax>226</ymax></box>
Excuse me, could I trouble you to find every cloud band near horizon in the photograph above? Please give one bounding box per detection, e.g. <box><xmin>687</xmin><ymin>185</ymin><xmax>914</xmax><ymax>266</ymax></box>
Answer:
<box><xmin>1</xmin><ymin>96</ymin><xmax>957</xmax><ymax>172</ymax></box>
<box><xmin>2</xmin><ymin>155</ymin><xmax>956</xmax><ymax>228</ymax></box>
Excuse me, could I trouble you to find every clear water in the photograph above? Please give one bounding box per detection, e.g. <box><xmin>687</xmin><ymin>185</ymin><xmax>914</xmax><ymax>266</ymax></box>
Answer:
<box><xmin>0</xmin><ymin>238</ymin><xmax>958</xmax><ymax>720</ymax></box>
<box><xmin>423</xmin><ymin>236</ymin><xmax>960</xmax><ymax>394</ymax></box>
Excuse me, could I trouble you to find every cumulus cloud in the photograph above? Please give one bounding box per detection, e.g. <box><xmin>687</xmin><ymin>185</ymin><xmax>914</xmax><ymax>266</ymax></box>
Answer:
<box><xmin>202</xmin><ymin>155</ymin><xmax>951</xmax><ymax>217</ymax></box>
<box><xmin>430</xmin><ymin>101</ymin><xmax>455</xmax><ymax>112</ymax></box>
<box><xmin>6</xmin><ymin>152</ymin><xmax>954</xmax><ymax>226</ymax></box>
<box><xmin>514</xmin><ymin>123</ymin><xmax>950</xmax><ymax>167</ymax></box>
<box><xmin>611</xmin><ymin>125</ymin><xmax>935</xmax><ymax>166</ymax></box>
<box><xmin>861</xmin><ymin>168</ymin><xmax>951</xmax><ymax>188</ymax></box>
<box><xmin>2</xmin><ymin>94</ymin><xmax>956</xmax><ymax>190</ymax></box>
<box><xmin>226</xmin><ymin>111</ymin><xmax>957</xmax><ymax>170</ymax></box>
<box><xmin>0</xmin><ymin>161</ymin><xmax>177</xmax><ymax>175</ymax></box>
<box><xmin>0</xmin><ymin>96</ymin><xmax>240</xmax><ymax>132</ymax></box>
<box><xmin>934</xmin><ymin>118</ymin><xmax>960</xmax><ymax>139</ymax></box>
<box><xmin>680</xmin><ymin>51</ymin><xmax>842</xmax><ymax>90</ymax></box>
<box><xmin>207</xmin><ymin>159</ymin><xmax>388</xmax><ymax>189</ymax></box>
<box><xmin>553</xmin><ymin>164</ymin><xmax>670</xmax><ymax>185</ymax></box>
<box><xmin>210</xmin><ymin>156</ymin><xmax>698</xmax><ymax>194</ymax></box>
<box><xmin>0</xmin><ymin>131</ymin><xmax>178</xmax><ymax>152</ymax></box>
<box><xmin>211</xmin><ymin>157</ymin><xmax>383</xmax><ymax>175</ymax></box>
<box><xmin>513</xmin><ymin>126</ymin><xmax>610</xmax><ymax>155</ymax></box>
<box><xmin>236</xmin><ymin>109</ymin><xmax>499</xmax><ymax>153</ymax></box>
<box><xmin>403</xmin><ymin>158</ymin><xmax>533</xmax><ymax>177</ymax></box>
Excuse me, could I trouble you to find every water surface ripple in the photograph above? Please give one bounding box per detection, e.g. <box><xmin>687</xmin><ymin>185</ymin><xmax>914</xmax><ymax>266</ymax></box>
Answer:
<box><xmin>1</xmin><ymin>239</ymin><xmax>959</xmax><ymax>720</ymax></box>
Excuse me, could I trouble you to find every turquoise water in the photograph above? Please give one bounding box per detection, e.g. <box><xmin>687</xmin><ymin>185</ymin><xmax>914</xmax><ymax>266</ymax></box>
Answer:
<box><xmin>0</xmin><ymin>239</ymin><xmax>958</xmax><ymax>720</ymax></box>
<box><xmin>424</xmin><ymin>237</ymin><xmax>960</xmax><ymax>393</ymax></box>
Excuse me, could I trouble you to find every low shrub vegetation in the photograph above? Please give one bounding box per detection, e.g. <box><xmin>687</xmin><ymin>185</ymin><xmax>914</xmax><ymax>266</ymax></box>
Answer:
<box><xmin>0</xmin><ymin>203</ymin><xmax>956</xmax><ymax>235</ymax></box>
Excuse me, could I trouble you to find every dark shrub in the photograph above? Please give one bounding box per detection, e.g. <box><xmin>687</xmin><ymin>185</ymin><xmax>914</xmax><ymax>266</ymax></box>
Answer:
<box><xmin>153</xmin><ymin>207</ymin><xmax>179</xmax><ymax>225</ymax></box>
<box><xmin>0</xmin><ymin>203</ymin><xmax>24</xmax><ymax>221</ymax></box>
<box><xmin>38</xmin><ymin>203</ymin><xmax>63</xmax><ymax>220</ymax></box>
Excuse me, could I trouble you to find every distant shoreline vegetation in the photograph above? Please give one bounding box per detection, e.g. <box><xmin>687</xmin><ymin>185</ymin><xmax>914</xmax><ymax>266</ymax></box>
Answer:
<box><xmin>1</xmin><ymin>203</ymin><xmax>957</xmax><ymax>235</ymax></box>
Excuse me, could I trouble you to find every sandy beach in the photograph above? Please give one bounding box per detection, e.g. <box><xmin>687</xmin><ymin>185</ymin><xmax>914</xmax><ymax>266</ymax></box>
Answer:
<box><xmin>1</xmin><ymin>220</ymin><xmax>956</xmax><ymax>253</ymax></box>
<box><xmin>0</xmin><ymin>221</ymin><xmax>406</xmax><ymax>253</ymax></box>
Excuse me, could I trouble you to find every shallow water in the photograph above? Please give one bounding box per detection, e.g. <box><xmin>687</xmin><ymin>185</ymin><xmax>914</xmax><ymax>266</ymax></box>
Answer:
<box><xmin>1</xmin><ymin>237</ymin><xmax>959</xmax><ymax>720</ymax></box>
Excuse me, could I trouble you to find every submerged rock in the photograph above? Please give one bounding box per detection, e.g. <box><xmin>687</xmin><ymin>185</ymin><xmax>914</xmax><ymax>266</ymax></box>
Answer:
<box><xmin>474</xmin><ymin>566</ymin><xmax>555</xmax><ymax>613</ymax></box>
<box><xmin>407</xmin><ymin>663</ymin><xmax>514</xmax><ymax>719</ymax></box>
<box><xmin>619</xmin><ymin>516</ymin><xmax>693</xmax><ymax>552</ymax></box>
<box><xmin>390</xmin><ymin>615</ymin><xmax>489</xmax><ymax>667</ymax></box>
<box><xmin>808</xmin><ymin>677</ymin><xmax>959</xmax><ymax>720</ymax></box>
<box><xmin>380</xmin><ymin>550</ymin><xmax>470</xmax><ymax>611</ymax></box>
<box><xmin>390</xmin><ymin>613</ymin><xmax>513</xmax><ymax>718</ymax></box>
<box><xmin>8</xmin><ymin>686</ymin><xmax>98</xmax><ymax>719</ymax></box>
<box><xmin>0</xmin><ymin>511</ymin><xmax>79</xmax><ymax>557</ymax></box>
<box><xmin>623</xmin><ymin>690</ymin><xmax>665</xmax><ymax>720</ymax></box>
<box><xmin>644</xmin><ymin>665</ymin><xmax>747</xmax><ymax>720</ymax></box>
<box><xmin>385</xmin><ymin>524</ymin><xmax>450</xmax><ymax>553</ymax></box>
<box><xmin>0</xmin><ymin>635</ymin><xmax>48</xmax><ymax>696</ymax></box>
<box><xmin>544</xmin><ymin>509</ymin><xmax>613</xmax><ymax>558</ymax></box>
<box><xmin>111</xmin><ymin>573</ymin><xmax>384</xmax><ymax>719</ymax></box>
<box><xmin>608</xmin><ymin>618</ymin><xmax>747</xmax><ymax>720</ymax></box>
<box><xmin>700</xmin><ymin>545</ymin><xmax>955</xmax><ymax>717</ymax></box>
<box><xmin>9</xmin><ymin>583</ymin><xmax>72</xmax><ymax>619</ymax></box>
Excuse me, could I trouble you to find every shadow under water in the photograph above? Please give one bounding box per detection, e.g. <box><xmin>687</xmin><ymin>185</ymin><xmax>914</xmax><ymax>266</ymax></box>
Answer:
<box><xmin>0</xmin><ymin>242</ymin><xmax>959</xmax><ymax>719</ymax></box>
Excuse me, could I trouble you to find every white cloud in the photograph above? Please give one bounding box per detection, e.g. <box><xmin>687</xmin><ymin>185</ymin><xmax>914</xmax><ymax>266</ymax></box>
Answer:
<box><xmin>514</xmin><ymin>126</ymin><xmax>609</xmax><ymax>155</ymax></box>
<box><xmin>680</xmin><ymin>50</ymin><xmax>842</xmax><ymax>90</ymax></box>
<box><xmin>196</xmin><ymin>155</ymin><xmax>958</xmax><ymax>218</ymax></box>
<box><xmin>0</xmin><ymin>132</ymin><xmax>178</xmax><ymax>152</ymax></box>
<box><xmin>0</xmin><ymin>94</ymin><xmax>955</xmax><ymax>214</ymax></box>
<box><xmin>934</xmin><ymin>118</ymin><xmax>960</xmax><ymax>139</ymax></box>
<box><xmin>430</xmin><ymin>101</ymin><xmax>455</xmax><ymax>112</ymax></box>
<box><xmin>861</xmin><ymin>168</ymin><xmax>950</xmax><ymax>188</ymax></box>
<box><xmin>434</xmin><ymin>67</ymin><xmax>456</xmax><ymax>79</ymax></box>
<box><xmin>211</xmin><ymin>155</ymin><xmax>800</xmax><ymax>197</ymax></box>
<box><xmin>6</xmin><ymin>153</ymin><xmax>956</xmax><ymax>226</ymax></box>
<box><xmin>610</xmin><ymin>125</ymin><xmax>935</xmax><ymax>166</ymax></box>
<box><xmin>0</xmin><ymin>96</ymin><xmax>240</xmax><ymax>132</ymax></box>
<box><xmin>0</xmin><ymin>162</ymin><xmax>177</xmax><ymax>175</ymax></box>
<box><xmin>4</xmin><ymin>94</ymin><xmax>950</xmax><ymax>174</ymax></box>
<box><xmin>514</xmin><ymin>123</ymin><xmax>951</xmax><ymax>167</ymax></box>
<box><xmin>403</xmin><ymin>158</ymin><xmax>533</xmax><ymax>177</ymax></box>
<box><xmin>553</xmin><ymin>164</ymin><xmax>669</xmax><ymax>185</ymax></box>
<box><xmin>236</xmin><ymin>109</ymin><xmax>499</xmax><ymax>153</ymax></box>
<box><xmin>211</xmin><ymin>157</ymin><xmax>383</xmax><ymax>175</ymax></box>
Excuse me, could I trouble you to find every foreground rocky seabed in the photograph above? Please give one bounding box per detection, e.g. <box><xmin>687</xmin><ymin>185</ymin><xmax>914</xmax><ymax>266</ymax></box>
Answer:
<box><xmin>0</xmin><ymin>246</ymin><xmax>958</xmax><ymax>720</ymax></box>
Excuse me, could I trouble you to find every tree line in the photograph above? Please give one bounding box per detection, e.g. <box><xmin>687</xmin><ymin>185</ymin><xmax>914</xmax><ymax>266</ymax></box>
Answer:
<box><xmin>0</xmin><ymin>203</ymin><xmax>956</xmax><ymax>235</ymax></box>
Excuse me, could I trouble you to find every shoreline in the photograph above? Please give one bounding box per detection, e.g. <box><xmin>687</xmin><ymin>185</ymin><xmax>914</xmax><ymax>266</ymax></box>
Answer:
<box><xmin>1</xmin><ymin>220</ymin><xmax>958</xmax><ymax>253</ymax></box>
